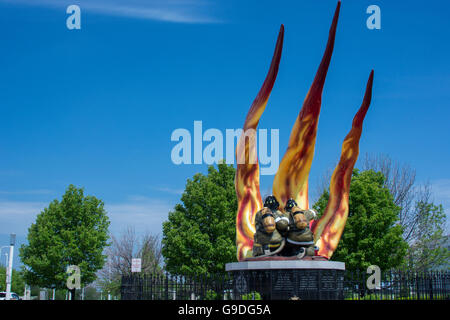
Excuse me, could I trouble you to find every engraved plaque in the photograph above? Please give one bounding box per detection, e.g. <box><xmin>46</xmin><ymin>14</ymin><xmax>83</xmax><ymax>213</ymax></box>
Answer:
<box><xmin>299</xmin><ymin>270</ymin><xmax>318</xmax><ymax>290</ymax></box>
<box><xmin>273</xmin><ymin>270</ymin><xmax>295</xmax><ymax>292</ymax></box>
<box><xmin>321</xmin><ymin>271</ymin><xmax>336</xmax><ymax>290</ymax></box>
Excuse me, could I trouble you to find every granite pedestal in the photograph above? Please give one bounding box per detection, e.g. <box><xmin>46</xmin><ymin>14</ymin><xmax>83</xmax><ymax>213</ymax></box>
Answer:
<box><xmin>225</xmin><ymin>259</ymin><xmax>345</xmax><ymax>300</ymax></box>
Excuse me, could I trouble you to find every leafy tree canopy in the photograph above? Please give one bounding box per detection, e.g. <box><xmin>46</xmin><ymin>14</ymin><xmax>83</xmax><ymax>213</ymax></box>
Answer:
<box><xmin>406</xmin><ymin>201</ymin><xmax>449</xmax><ymax>271</ymax></box>
<box><xmin>314</xmin><ymin>169</ymin><xmax>408</xmax><ymax>270</ymax></box>
<box><xmin>0</xmin><ymin>267</ymin><xmax>25</xmax><ymax>294</ymax></box>
<box><xmin>162</xmin><ymin>163</ymin><xmax>237</xmax><ymax>276</ymax></box>
<box><xmin>19</xmin><ymin>185</ymin><xmax>110</xmax><ymax>289</ymax></box>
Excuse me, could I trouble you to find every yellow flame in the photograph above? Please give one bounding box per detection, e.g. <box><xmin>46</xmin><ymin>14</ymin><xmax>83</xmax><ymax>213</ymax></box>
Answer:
<box><xmin>235</xmin><ymin>25</ymin><xmax>284</xmax><ymax>261</ymax></box>
<box><xmin>272</xmin><ymin>1</ymin><xmax>340</xmax><ymax>211</ymax></box>
<box><xmin>312</xmin><ymin>70</ymin><xmax>374</xmax><ymax>259</ymax></box>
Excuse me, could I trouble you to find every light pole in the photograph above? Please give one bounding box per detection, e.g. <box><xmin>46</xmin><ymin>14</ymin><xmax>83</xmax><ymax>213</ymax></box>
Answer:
<box><xmin>5</xmin><ymin>234</ymin><xmax>15</xmax><ymax>300</ymax></box>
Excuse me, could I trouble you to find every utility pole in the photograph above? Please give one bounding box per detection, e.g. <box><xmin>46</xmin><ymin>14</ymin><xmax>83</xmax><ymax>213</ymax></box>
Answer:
<box><xmin>5</xmin><ymin>233</ymin><xmax>15</xmax><ymax>300</ymax></box>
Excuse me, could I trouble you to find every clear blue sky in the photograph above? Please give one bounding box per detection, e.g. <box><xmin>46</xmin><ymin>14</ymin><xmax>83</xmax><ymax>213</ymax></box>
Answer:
<box><xmin>0</xmin><ymin>0</ymin><xmax>449</xmax><ymax>266</ymax></box>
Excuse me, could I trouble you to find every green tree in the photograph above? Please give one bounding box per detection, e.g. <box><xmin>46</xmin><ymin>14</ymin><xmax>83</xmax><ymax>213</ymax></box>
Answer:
<box><xmin>0</xmin><ymin>267</ymin><xmax>25</xmax><ymax>294</ymax></box>
<box><xmin>405</xmin><ymin>201</ymin><xmax>449</xmax><ymax>271</ymax></box>
<box><xmin>162</xmin><ymin>163</ymin><xmax>237</xmax><ymax>276</ymax></box>
<box><xmin>19</xmin><ymin>185</ymin><xmax>110</xmax><ymax>299</ymax></box>
<box><xmin>314</xmin><ymin>169</ymin><xmax>408</xmax><ymax>270</ymax></box>
<box><xmin>84</xmin><ymin>286</ymin><xmax>101</xmax><ymax>300</ymax></box>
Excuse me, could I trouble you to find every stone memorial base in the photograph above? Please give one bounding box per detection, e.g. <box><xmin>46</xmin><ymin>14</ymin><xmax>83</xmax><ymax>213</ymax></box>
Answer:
<box><xmin>225</xmin><ymin>259</ymin><xmax>345</xmax><ymax>300</ymax></box>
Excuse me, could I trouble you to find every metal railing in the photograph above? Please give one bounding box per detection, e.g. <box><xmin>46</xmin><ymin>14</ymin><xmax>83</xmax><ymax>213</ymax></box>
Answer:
<box><xmin>343</xmin><ymin>270</ymin><xmax>450</xmax><ymax>300</ymax></box>
<box><xmin>120</xmin><ymin>270</ymin><xmax>450</xmax><ymax>300</ymax></box>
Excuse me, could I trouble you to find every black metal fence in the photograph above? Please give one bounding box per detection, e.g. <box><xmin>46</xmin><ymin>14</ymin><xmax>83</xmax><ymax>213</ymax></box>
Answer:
<box><xmin>121</xmin><ymin>270</ymin><xmax>450</xmax><ymax>300</ymax></box>
<box><xmin>343</xmin><ymin>270</ymin><xmax>450</xmax><ymax>300</ymax></box>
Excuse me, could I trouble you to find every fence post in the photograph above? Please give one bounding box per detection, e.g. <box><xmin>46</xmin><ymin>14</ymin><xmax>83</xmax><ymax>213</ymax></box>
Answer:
<box><xmin>429</xmin><ymin>272</ymin><xmax>434</xmax><ymax>300</ymax></box>
<box><xmin>165</xmin><ymin>272</ymin><xmax>169</xmax><ymax>300</ymax></box>
<box><xmin>174</xmin><ymin>275</ymin><xmax>178</xmax><ymax>300</ymax></box>
<box><xmin>150</xmin><ymin>274</ymin><xmax>153</xmax><ymax>300</ymax></box>
<box><xmin>139</xmin><ymin>275</ymin><xmax>143</xmax><ymax>300</ymax></box>
<box><xmin>415</xmin><ymin>272</ymin><xmax>419</xmax><ymax>300</ymax></box>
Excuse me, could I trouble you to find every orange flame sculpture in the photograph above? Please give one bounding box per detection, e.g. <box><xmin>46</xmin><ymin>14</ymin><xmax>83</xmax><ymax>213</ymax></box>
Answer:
<box><xmin>235</xmin><ymin>25</ymin><xmax>284</xmax><ymax>262</ymax></box>
<box><xmin>235</xmin><ymin>1</ymin><xmax>375</xmax><ymax>261</ymax></box>
<box><xmin>311</xmin><ymin>71</ymin><xmax>374</xmax><ymax>258</ymax></box>
<box><xmin>273</xmin><ymin>2</ymin><xmax>340</xmax><ymax>211</ymax></box>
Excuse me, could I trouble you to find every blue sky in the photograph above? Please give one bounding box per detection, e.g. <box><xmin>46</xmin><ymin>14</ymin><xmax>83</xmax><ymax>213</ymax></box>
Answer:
<box><xmin>0</xmin><ymin>0</ymin><xmax>449</xmax><ymax>266</ymax></box>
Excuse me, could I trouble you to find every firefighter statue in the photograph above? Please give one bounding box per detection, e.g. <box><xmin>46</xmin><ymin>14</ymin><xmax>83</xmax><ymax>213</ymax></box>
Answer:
<box><xmin>251</xmin><ymin>196</ymin><xmax>318</xmax><ymax>258</ymax></box>
<box><xmin>283</xmin><ymin>198</ymin><xmax>318</xmax><ymax>258</ymax></box>
<box><xmin>252</xmin><ymin>195</ymin><xmax>290</xmax><ymax>257</ymax></box>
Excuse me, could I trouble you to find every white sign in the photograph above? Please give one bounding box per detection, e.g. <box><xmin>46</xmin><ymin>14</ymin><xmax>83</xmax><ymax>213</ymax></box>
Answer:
<box><xmin>131</xmin><ymin>258</ymin><xmax>141</xmax><ymax>273</ymax></box>
<box><xmin>39</xmin><ymin>290</ymin><xmax>47</xmax><ymax>300</ymax></box>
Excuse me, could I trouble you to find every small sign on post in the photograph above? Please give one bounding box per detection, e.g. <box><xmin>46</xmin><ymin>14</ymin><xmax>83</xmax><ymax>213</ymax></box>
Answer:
<box><xmin>39</xmin><ymin>290</ymin><xmax>47</xmax><ymax>300</ymax></box>
<box><xmin>131</xmin><ymin>258</ymin><xmax>141</xmax><ymax>273</ymax></box>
